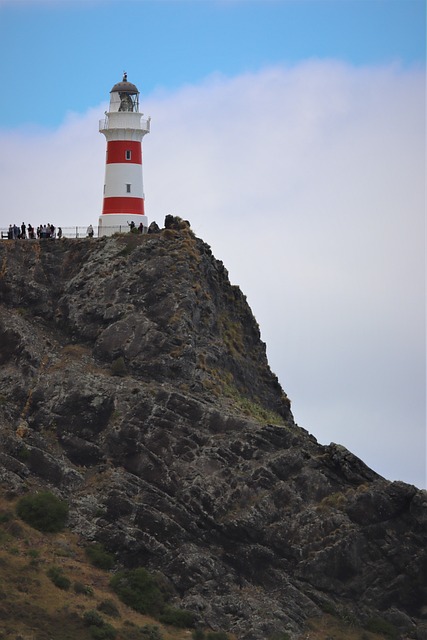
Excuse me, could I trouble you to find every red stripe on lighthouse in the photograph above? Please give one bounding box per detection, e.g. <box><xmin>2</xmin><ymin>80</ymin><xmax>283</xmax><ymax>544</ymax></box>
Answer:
<box><xmin>106</xmin><ymin>141</ymin><xmax>142</xmax><ymax>164</ymax></box>
<box><xmin>102</xmin><ymin>197</ymin><xmax>145</xmax><ymax>215</ymax></box>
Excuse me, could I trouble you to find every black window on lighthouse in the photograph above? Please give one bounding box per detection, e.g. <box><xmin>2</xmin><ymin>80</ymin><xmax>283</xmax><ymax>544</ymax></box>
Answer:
<box><xmin>125</xmin><ymin>150</ymin><xmax>131</xmax><ymax>160</ymax></box>
<box><xmin>126</xmin><ymin>184</ymin><xmax>131</xmax><ymax>193</ymax></box>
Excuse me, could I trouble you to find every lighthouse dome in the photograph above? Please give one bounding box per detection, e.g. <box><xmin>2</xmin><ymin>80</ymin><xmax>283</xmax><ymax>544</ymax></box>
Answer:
<box><xmin>110</xmin><ymin>80</ymin><xmax>139</xmax><ymax>94</ymax></box>
<box><xmin>110</xmin><ymin>73</ymin><xmax>139</xmax><ymax>95</ymax></box>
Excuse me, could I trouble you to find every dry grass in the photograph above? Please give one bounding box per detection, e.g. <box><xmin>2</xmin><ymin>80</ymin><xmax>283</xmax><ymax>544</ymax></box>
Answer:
<box><xmin>61</xmin><ymin>344</ymin><xmax>93</xmax><ymax>358</ymax></box>
<box><xmin>297</xmin><ymin>614</ymin><xmax>391</xmax><ymax>640</ymax></box>
<box><xmin>0</xmin><ymin>494</ymin><xmax>199</xmax><ymax>640</ymax></box>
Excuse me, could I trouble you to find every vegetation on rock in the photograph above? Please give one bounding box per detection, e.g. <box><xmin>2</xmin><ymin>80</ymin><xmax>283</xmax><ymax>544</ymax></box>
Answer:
<box><xmin>110</xmin><ymin>567</ymin><xmax>194</xmax><ymax>629</ymax></box>
<box><xmin>85</xmin><ymin>542</ymin><xmax>115</xmax><ymax>570</ymax></box>
<box><xmin>47</xmin><ymin>564</ymin><xmax>72</xmax><ymax>590</ymax></box>
<box><xmin>110</xmin><ymin>568</ymin><xmax>165</xmax><ymax>616</ymax></box>
<box><xmin>16</xmin><ymin>491</ymin><xmax>69</xmax><ymax>532</ymax></box>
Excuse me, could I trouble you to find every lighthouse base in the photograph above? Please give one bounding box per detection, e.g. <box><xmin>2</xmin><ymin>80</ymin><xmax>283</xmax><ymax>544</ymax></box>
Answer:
<box><xmin>98</xmin><ymin>214</ymin><xmax>148</xmax><ymax>237</ymax></box>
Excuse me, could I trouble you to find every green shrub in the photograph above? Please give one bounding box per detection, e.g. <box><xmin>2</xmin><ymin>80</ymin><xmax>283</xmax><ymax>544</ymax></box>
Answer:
<box><xmin>84</xmin><ymin>609</ymin><xmax>118</xmax><ymax>638</ymax></box>
<box><xmin>85</xmin><ymin>543</ymin><xmax>115</xmax><ymax>570</ymax></box>
<box><xmin>268</xmin><ymin>634</ymin><xmax>290</xmax><ymax>640</ymax></box>
<box><xmin>97</xmin><ymin>599</ymin><xmax>120</xmax><ymax>618</ymax></box>
<box><xmin>110</xmin><ymin>567</ymin><xmax>193</xmax><ymax>629</ymax></box>
<box><xmin>84</xmin><ymin>610</ymin><xmax>105</xmax><ymax>627</ymax></box>
<box><xmin>110</xmin><ymin>568</ymin><xmax>164</xmax><ymax>616</ymax></box>
<box><xmin>158</xmin><ymin>605</ymin><xmax>195</xmax><ymax>628</ymax></box>
<box><xmin>319</xmin><ymin>600</ymin><xmax>337</xmax><ymax>616</ymax></box>
<box><xmin>0</xmin><ymin>511</ymin><xmax>13</xmax><ymax>524</ymax></box>
<box><xmin>365</xmin><ymin>617</ymin><xmax>398</xmax><ymax>639</ymax></box>
<box><xmin>47</xmin><ymin>566</ymin><xmax>71</xmax><ymax>590</ymax></box>
<box><xmin>16</xmin><ymin>445</ymin><xmax>30</xmax><ymax>461</ymax></box>
<box><xmin>0</xmin><ymin>530</ymin><xmax>12</xmax><ymax>545</ymax></box>
<box><xmin>89</xmin><ymin>623</ymin><xmax>117</xmax><ymax>640</ymax></box>
<box><xmin>16</xmin><ymin>491</ymin><xmax>68</xmax><ymax>532</ymax></box>
<box><xmin>206</xmin><ymin>633</ymin><xmax>229</xmax><ymax>640</ymax></box>
<box><xmin>7</xmin><ymin>520</ymin><xmax>24</xmax><ymax>538</ymax></box>
<box><xmin>139</xmin><ymin>625</ymin><xmax>164</xmax><ymax>640</ymax></box>
<box><xmin>192</xmin><ymin>631</ymin><xmax>205</xmax><ymax>640</ymax></box>
<box><xmin>119</xmin><ymin>624</ymin><xmax>163</xmax><ymax>640</ymax></box>
<box><xmin>74</xmin><ymin>581</ymin><xmax>94</xmax><ymax>596</ymax></box>
<box><xmin>111</xmin><ymin>357</ymin><xmax>127</xmax><ymax>377</ymax></box>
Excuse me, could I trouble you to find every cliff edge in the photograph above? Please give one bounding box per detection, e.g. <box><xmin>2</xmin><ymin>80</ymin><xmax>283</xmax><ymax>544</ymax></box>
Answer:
<box><xmin>0</xmin><ymin>226</ymin><xmax>425</xmax><ymax>639</ymax></box>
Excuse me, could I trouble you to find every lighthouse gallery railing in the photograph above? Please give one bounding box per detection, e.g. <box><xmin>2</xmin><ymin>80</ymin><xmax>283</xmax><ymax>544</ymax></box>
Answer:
<box><xmin>99</xmin><ymin>114</ymin><xmax>151</xmax><ymax>133</ymax></box>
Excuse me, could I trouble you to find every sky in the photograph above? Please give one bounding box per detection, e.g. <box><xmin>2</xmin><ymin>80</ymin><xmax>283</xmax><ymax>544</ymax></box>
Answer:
<box><xmin>0</xmin><ymin>0</ymin><xmax>425</xmax><ymax>488</ymax></box>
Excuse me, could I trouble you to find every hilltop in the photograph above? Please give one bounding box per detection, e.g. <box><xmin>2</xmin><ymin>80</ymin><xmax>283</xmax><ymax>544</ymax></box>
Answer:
<box><xmin>0</xmin><ymin>222</ymin><xmax>425</xmax><ymax>640</ymax></box>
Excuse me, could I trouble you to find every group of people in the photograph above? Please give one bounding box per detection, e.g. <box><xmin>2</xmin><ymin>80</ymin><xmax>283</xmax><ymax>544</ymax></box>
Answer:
<box><xmin>4</xmin><ymin>221</ymin><xmax>145</xmax><ymax>240</ymax></box>
<box><xmin>128</xmin><ymin>220</ymin><xmax>145</xmax><ymax>233</ymax></box>
<box><xmin>7</xmin><ymin>223</ymin><xmax>62</xmax><ymax>240</ymax></box>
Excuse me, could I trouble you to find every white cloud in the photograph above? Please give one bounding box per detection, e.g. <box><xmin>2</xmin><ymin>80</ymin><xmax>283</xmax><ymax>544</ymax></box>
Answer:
<box><xmin>0</xmin><ymin>60</ymin><xmax>425</xmax><ymax>487</ymax></box>
<box><xmin>0</xmin><ymin>107</ymin><xmax>106</xmax><ymax>230</ymax></box>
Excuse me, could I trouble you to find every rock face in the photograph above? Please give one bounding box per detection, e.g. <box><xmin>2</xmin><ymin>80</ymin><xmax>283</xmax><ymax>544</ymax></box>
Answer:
<box><xmin>0</xmin><ymin>227</ymin><xmax>426</xmax><ymax>639</ymax></box>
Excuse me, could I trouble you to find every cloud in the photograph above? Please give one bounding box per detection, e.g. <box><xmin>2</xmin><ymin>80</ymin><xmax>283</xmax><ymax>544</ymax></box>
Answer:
<box><xmin>0</xmin><ymin>60</ymin><xmax>425</xmax><ymax>487</ymax></box>
<box><xmin>0</xmin><ymin>107</ymin><xmax>106</xmax><ymax>230</ymax></box>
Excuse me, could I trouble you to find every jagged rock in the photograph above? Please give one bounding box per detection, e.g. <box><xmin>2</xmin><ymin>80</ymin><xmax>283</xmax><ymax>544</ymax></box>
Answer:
<box><xmin>148</xmin><ymin>221</ymin><xmax>160</xmax><ymax>234</ymax></box>
<box><xmin>0</xmin><ymin>230</ymin><xmax>425</xmax><ymax>639</ymax></box>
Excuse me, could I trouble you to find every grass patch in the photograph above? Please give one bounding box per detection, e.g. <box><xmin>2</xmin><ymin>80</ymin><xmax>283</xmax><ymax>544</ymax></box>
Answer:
<box><xmin>301</xmin><ymin>613</ymin><xmax>393</xmax><ymax>640</ymax></box>
<box><xmin>364</xmin><ymin>617</ymin><xmax>399</xmax><ymax>639</ymax></box>
<box><xmin>218</xmin><ymin>314</ymin><xmax>244</xmax><ymax>358</ymax></box>
<box><xmin>318</xmin><ymin>492</ymin><xmax>347</xmax><ymax>511</ymax></box>
<box><xmin>202</xmin><ymin>367</ymin><xmax>285</xmax><ymax>425</ymax></box>
<box><xmin>192</xmin><ymin>633</ymin><xmax>230</xmax><ymax>640</ymax></box>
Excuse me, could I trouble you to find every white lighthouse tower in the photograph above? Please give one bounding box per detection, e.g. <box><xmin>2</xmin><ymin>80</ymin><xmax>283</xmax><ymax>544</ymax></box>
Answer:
<box><xmin>98</xmin><ymin>73</ymin><xmax>150</xmax><ymax>236</ymax></box>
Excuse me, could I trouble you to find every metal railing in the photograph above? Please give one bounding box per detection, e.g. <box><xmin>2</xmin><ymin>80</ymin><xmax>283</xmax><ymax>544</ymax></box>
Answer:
<box><xmin>0</xmin><ymin>226</ymin><xmax>148</xmax><ymax>240</ymax></box>
<box><xmin>99</xmin><ymin>114</ymin><xmax>151</xmax><ymax>133</ymax></box>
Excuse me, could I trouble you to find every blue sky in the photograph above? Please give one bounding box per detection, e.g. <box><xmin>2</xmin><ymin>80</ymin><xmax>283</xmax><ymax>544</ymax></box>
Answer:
<box><xmin>0</xmin><ymin>0</ymin><xmax>425</xmax><ymax>488</ymax></box>
<box><xmin>0</xmin><ymin>0</ymin><xmax>425</xmax><ymax>128</ymax></box>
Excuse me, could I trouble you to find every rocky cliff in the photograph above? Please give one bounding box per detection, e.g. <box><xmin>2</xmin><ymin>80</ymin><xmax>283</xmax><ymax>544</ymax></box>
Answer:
<box><xmin>0</xmin><ymin>224</ymin><xmax>426</xmax><ymax>640</ymax></box>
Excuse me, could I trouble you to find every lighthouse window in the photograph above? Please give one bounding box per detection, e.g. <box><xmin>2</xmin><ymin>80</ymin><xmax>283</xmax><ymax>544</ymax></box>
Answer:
<box><xmin>126</xmin><ymin>184</ymin><xmax>131</xmax><ymax>193</ymax></box>
<box><xmin>125</xmin><ymin>150</ymin><xmax>131</xmax><ymax>160</ymax></box>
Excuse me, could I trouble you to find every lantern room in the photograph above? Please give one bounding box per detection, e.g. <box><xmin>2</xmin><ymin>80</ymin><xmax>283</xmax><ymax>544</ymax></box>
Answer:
<box><xmin>108</xmin><ymin>72</ymin><xmax>140</xmax><ymax>113</ymax></box>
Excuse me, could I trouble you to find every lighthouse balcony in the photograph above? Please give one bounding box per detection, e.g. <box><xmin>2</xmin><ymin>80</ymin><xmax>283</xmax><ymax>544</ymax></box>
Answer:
<box><xmin>99</xmin><ymin>113</ymin><xmax>151</xmax><ymax>134</ymax></box>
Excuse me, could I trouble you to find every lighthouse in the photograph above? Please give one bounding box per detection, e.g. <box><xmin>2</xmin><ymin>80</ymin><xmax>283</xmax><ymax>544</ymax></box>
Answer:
<box><xmin>99</xmin><ymin>73</ymin><xmax>150</xmax><ymax>236</ymax></box>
